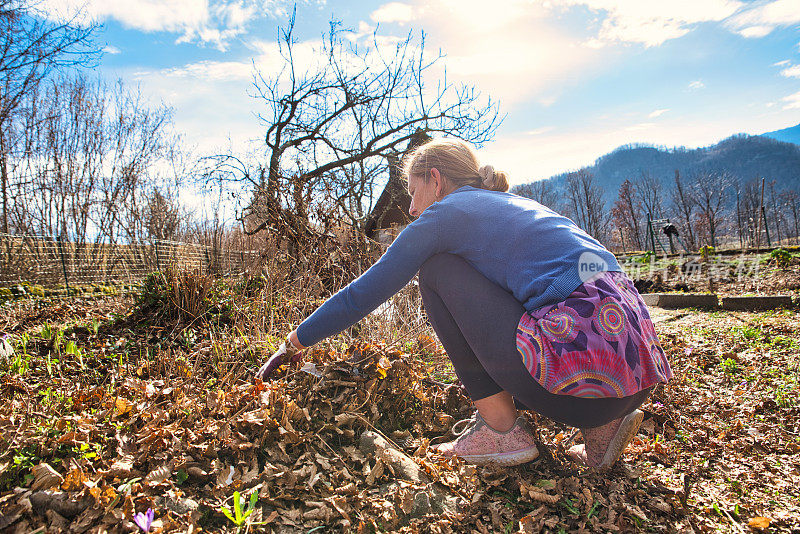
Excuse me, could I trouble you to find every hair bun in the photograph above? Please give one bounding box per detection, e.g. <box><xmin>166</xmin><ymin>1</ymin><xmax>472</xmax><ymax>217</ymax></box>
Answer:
<box><xmin>479</xmin><ymin>165</ymin><xmax>495</xmax><ymax>187</ymax></box>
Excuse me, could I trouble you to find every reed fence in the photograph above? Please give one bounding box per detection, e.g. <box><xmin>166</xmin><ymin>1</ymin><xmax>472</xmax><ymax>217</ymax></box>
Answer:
<box><xmin>0</xmin><ymin>234</ymin><xmax>262</xmax><ymax>288</ymax></box>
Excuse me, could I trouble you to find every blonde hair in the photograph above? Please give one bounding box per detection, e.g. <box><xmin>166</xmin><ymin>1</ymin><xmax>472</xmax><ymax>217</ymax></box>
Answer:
<box><xmin>403</xmin><ymin>138</ymin><xmax>510</xmax><ymax>193</ymax></box>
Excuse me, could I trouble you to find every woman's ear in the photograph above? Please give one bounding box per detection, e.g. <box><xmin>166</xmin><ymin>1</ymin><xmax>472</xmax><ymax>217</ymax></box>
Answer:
<box><xmin>430</xmin><ymin>167</ymin><xmax>444</xmax><ymax>198</ymax></box>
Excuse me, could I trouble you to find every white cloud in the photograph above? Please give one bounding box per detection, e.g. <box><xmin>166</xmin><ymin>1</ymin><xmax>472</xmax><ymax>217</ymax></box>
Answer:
<box><xmin>102</xmin><ymin>45</ymin><xmax>121</xmax><ymax>55</ymax></box>
<box><xmin>365</xmin><ymin>1</ymin><xmax>598</xmax><ymax>107</ymax></box>
<box><xmin>249</xmin><ymin>39</ymin><xmax>328</xmax><ymax>75</ymax></box>
<box><xmin>552</xmin><ymin>0</ymin><xmax>743</xmax><ymax>47</ymax></box>
<box><xmin>216</xmin><ymin>1</ymin><xmax>259</xmax><ymax>28</ymax></box>
<box><xmin>558</xmin><ymin>0</ymin><xmax>793</xmax><ymax>44</ymax></box>
<box><xmin>164</xmin><ymin>60</ymin><xmax>254</xmax><ymax>81</ymax></box>
<box><xmin>688</xmin><ymin>80</ymin><xmax>705</xmax><ymax>90</ymax></box>
<box><xmin>625</xmin><ymin>122</ymin><xmax>656</xmax><ymax>131</ymax></box>
<box><xmin>783</xmin><ymin>91</ymin><xmax>800</xmax><ymax>110</ymax></box>
<box><xmin>39</xmin><ymin>0</ymin><xmax>290</xmax><ymax>50</ymax></box>
<box><xmin>128</xmin><ymin>65</ymin><xmax>264</xmax><ymax>157</ymax></box>
<box><xmin>538</xmin><ymin>96</ymin><xmax>559</xmax><ymax>107</ymax></box>
<box><xmin>780</xmin><ymin>64</ymin><xmax>800</xmax><ymax>79</ymax></box>
<box><xmin>370</xmin><ymin>2</ymin><xmax>416</xmax><ymax>24</ymax></box>
<box><xmin>345</xmin><ymin>21</ymin><xmax>376</xmax><ymax>42</ymax></box>
<box><xmin>735</xmin><ymin>25</ymin><xmax>773</xmax><ymax>38</ymax></box>
<box><xmin>648</xmin><ymin>108</ymin><xmax>669</xmax><ymax>118</ymax></box>
<box><xmin>149</xmin><ymin>37</ymin><xmax>327</xmax><ymax>84</ymax></box>
<box><xmin>41</xmin><ymin>0</ymin><xmax>208</xmax><ymax>31</ymax></box>
<box><xmin>773</xmin><ymin>59</ymin><xmax>791</xmax><ymax>67</ymax></box>
<box><xmin>106</xmin><ymin>0</ymin><xmax>209</xmax><ymax>33</ymax></box>
<box><xmin>727</xmin><ymin>0</ymin><xmax>800</xmax><ymax>38</ymax></box>
<box><xmin>525</xmin><ymin>127</ymin><xmax>554</xmax><ymax>135</ymax></box>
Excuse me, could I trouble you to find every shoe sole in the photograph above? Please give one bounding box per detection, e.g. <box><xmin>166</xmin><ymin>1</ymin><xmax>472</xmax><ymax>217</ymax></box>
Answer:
<box><xmin>460</xmin><ymin>445</ymin><xmax>540</xmax><ymax>466</ymax></box>
<box><xmin>599</xmin><ymin>408</ymin><xmax>645</xmax><ymax>468</ymax></box>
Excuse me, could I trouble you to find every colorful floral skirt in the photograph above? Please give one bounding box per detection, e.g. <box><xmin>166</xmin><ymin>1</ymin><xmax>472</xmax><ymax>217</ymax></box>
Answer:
<box><xmin>516</xmin><ymin>271</ymin><xmax>672</xmax><ymax>398</ymax></box>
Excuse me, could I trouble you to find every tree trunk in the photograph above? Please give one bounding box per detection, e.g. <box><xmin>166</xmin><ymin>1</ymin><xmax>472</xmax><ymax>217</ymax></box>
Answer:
<box><xmin>756</xmin><ymin>177</ymin><xmax>765</xmax><ymax>250</ymax></box>
<box><xmin>736</xmin><ymin>191</ymin><xmax>743</xmax><ymax>252</ymax></box>
<box><xmin>769</xmin><ymin>182</ymin><xmax>782</xmax><ymax>246</ymax></box>
<box><xmin>0</xmin><ymin>128</ymin><xmax>8</xmax><ymax>235</ymax></box>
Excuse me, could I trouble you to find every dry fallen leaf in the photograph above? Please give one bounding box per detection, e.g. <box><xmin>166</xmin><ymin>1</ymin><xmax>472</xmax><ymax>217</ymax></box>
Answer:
<box><xmin>144</xmin><ymin>463</ymin><xmax>172</xmax><ymax>486</ymax></box>
<box><xmin>61</xmin><ymin>468</ymin><xmax>87</xmax><ymax>491</ymax></box>
<box><xmin>31</xmin><ymin>463</ymin><xmax>63</xmax><ymax>491</ymax></box>
<box><xmin>114</xmin><ymin>397</ymin><xmax>132</xmax><ymax>417</ymax></box>
<box><xmin>748</xmin><ymin>516</ymin><xmax>772</xmax><ymax>529</ymax></box>
<box><xmin>89</xmin><ymin>485</ymin><xmax>117</xmax><ymax>507</ymax></box>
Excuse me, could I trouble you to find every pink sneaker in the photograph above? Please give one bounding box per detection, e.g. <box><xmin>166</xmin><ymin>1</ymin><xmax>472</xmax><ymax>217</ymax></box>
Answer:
<box><xmin>568</xmin><ymin>409</ymin><xmax>644</xmax><ymax>469</ymax></box>
<box><xmin>433</xmin><ymin>412</ymin><xmax>540</xmax><ymax>466</ymax></box>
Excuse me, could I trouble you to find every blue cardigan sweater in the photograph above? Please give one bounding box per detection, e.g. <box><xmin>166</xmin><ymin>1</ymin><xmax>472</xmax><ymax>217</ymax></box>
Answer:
<box><xmin>296</xmin><ymin>186</ymin><xmax>621</xmax><ymax>347</ymax></box>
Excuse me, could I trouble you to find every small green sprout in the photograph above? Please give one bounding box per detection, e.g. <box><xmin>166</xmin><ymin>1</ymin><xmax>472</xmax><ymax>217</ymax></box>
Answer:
<box><xmin>721</xmin><ymin>358</ymin><xmax>739</xmax><ymax>375</ymax></box>
<box><xmin>770</xmin><ymin>248</ymin><xmax>792</xmax><ymax>269</ymax></box>
<box><xmin>11</xmin><ymin>333</ymin><xmax>30</xmax><ymax>375</ymax></box>
<box><xmin>65</xmin><ymin>341</ymin><xmax>84</xmax><ymax>369</ymax></box>
<box><xmin>221</xmin><ymin>490</ymin><xmax>259</xmax><ymax>530</ymax></box>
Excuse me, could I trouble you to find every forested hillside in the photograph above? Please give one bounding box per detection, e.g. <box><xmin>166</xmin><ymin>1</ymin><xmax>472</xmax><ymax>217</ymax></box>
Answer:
<box><xmin>512</xmin><ymin>134</ymin><xmax>800</xmax><ymax>251</ymax></box>
<box><xmin>762</xmin><ymin>122</ymin><xmax>800</xmax><ymax>145</ymax></box>
<box><xmin>536</xmin><ymin>134</ymin><xmax>800</xmax><ymax>205</ymax></box>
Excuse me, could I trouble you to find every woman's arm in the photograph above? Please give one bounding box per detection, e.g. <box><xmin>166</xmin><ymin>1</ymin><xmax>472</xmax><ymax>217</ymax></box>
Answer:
<box><xmin>294</xmin><ymin>207</ymin><xmax>442</xmax><ymax>347</ymax></box>
<box><xmin>288</xmin><ymin>329</ymin><xmax>305</xmax><ymax>350</ymax></box>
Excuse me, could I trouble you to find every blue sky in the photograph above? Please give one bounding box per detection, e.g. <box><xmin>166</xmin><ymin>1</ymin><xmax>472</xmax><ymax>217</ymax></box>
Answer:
<box><xmin>44</xmin><ymin>0</ymin><xmax>800</xmax><ymax>186</ymax></box>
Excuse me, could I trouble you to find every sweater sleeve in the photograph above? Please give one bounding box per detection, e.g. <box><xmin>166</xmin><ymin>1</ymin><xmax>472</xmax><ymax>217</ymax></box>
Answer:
<box><xmin>296</xmin><ymin>207</ymin><xmax>442</xmax><ymax>347</ymax></box>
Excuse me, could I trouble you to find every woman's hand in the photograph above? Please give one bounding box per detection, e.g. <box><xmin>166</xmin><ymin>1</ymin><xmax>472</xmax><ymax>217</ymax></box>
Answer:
<box><xmin>255</xmin><ymin>331</ymin><xmax>305</xmax><ymax>381</ymax></box>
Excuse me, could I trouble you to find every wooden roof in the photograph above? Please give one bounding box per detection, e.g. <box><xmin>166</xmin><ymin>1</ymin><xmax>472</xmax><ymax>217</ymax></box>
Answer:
<box><xmin>364</xmin><ymin>130</ymin><xmax>430</xmax><ymax>240</ymax></box>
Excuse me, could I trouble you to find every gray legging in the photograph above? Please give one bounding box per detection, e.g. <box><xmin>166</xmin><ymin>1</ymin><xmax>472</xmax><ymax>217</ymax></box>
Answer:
<box><xmin>419</xmin><ymin>254</ymin><xmax>651</xmax><ymax>429</ymax></box>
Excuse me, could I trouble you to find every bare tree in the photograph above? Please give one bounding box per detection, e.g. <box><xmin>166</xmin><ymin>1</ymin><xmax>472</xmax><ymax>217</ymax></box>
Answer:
<box><xmin>193</xmin><ymin>193</ymin><xmax>227</xmax><ymax>275</ymax></box>
<box><xmin>511</xmin><ymin>179</ymin><xmax>559</xmax><ymax>210</ymax></box>
<box><xmin>669</xmin><ymin>170</ymin><xmax>696</xmax><ymax>251</ymax></box>
<box><xmin>142</xmin><ymin>188</ymin><xmax>185</xmax><ymax>241</ymax></box>
<box><xmin>635</xmin><ymin>171</ymin><xmax>666</xmax><ymax>221</ymax></box>
<box><xmin>562</xmin><ymin>170</ymin><xmax>608</xmax><ymax>243</ymax></box>
<box><xmin>780</xmin><ymin>189</ymin><xmax>800</xmax><ymax>245</ymax></box>
<box><xmin>611</xmin><ymin>179</ymin><xmax>644</xmax><ymax>250</ymax></box>
<box><xmin>206</xmin><ymin>12</ymin><xmax>500</xmax><ymax>245</ymax></box>
<box><xmin>737</xmin><ymin>178</ymin><xmax>762</xmax><ymax>248</ymax></box>
<box><xmin>692</xmin><ymin>170</ymin><xmax>728</xmax><ymax>248</ymax></box>
<box><xmin>733</xmin><ymin>179</ymin><xmax>745</xmax><ymax>249</ymax></box>
<box><xmin>767</xmin><ymin>180</ymin><xmax>784</xmax><ymax>245</ymax></box>
<box><xmin>13</xmin><ymin>75</ymin><xmax>177</xmax><ymax>244</ymax></box>
<box><xmin>0</xmin><ymin>0</ymin><xmax>98</xmax><ymax>233</ymax></box>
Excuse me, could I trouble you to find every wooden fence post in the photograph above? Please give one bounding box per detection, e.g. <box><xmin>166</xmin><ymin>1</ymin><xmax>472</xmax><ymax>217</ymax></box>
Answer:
<box><xmin>762</xmin><ymin>206</ymin><xmax>772</xmax><ymax>248</ymax></box>
<box><xmin>56</xmin><ymin>235</ymin><xmax>71</xmax><ymax>297</ymax></box>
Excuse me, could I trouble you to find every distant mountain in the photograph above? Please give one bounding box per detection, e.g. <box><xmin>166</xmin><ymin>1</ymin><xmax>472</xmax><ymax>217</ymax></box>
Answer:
<box><xmin>519</xmin><ymin>134</ymin><xmax>800</xmax><ymax>204</ymax></box>
<box><xmin>762</xmin><ymin>123</ymin><xmax>800</xmax><ymax>145</ymax></box>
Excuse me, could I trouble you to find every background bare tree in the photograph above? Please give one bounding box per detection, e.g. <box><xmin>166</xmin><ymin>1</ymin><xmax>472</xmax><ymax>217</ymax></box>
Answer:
<box><xmin>0</xmin><ymin>0</ymin><xmax>98</xmax><ymax>234</ymax></box>
<box><xmin>670</xmin><ymin>170</ymin><xmax>696</xmax><ymax>252</ymax></box>
<box><xmin>692</xmin><ymin>170</ymin><xmax>728</xmax><ymax>248</ymax></box>
<box><xmin>511</xmin><ymin>179</ymin><xmax>559</xmax><ymax>210</ymax></box>
<box><xmin>10</xmin><ymin>75</ymin><xmax>178</xmax><ymax>244</ymax></box>
<box><xmin>142</xmin><ymin>188</ymin><xmax>186</xmax><ymax>241</ymax></box>
<box><xmin>736</xmin><ymin>178</ymin><xmax>764</xmax><ymax>248</ymax></box>
<box><xmin>612</xmin><ymin>179</ymin><xmax>644</xmax><ymax>251</ymax></box>
<box><xmin>635</xmin><ymin>171</ymin><xmax>666</xmax><ymax>221</ymax></box>
<box><xmin>767</xmin><ymin>179</ymin><xmax>785</xmax><ymax>245</ymax></box>
<box><xmin>562</xmin><ymin>169</ymin><xmax>608</xmax><ymax>244</ymax></box>
<box><xmin>780</xmin><ymin>189</ymin><xmax>800</xmax><ymax>245</ymax></box>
